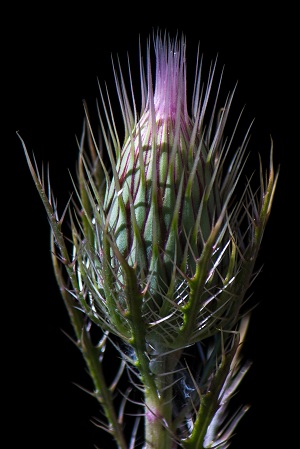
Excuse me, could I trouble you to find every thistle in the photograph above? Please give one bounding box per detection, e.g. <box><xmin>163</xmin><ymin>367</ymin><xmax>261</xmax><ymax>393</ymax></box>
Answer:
<box><xmin>19</xmin><ymin>31</ymin><xmax>278</xmax><ymax>449</ymax></box>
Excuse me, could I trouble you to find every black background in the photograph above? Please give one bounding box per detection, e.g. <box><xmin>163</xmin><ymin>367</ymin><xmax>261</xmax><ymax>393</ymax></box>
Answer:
<box><xmin>11</xmin><ymin>3</ymin><xmax>296</xmax><ymax>448</ymax></box>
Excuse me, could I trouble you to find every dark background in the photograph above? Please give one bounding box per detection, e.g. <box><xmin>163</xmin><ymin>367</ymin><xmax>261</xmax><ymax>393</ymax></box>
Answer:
<box><xmin>11</xmin><ymin>4</ymin><xmax>295</xmax><ymax>448</ymax></box>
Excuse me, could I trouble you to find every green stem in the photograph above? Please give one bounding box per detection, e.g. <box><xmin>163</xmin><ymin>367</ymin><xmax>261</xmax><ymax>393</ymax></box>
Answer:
<box><xmin>80</xmin><ymin>329</ymin><xmax>128</xmax><ymax>449</ymax></box>
<box><xmin>144</xmin><ymin>356</ymin><xmax>174</xmax><ymax>449</ymax></box>
<box><xmin>114</xmin><ymin>258</ymin><xmax>176</xmax><ymax>449</ymax></box>
<box><xmin>51</xmin><ymin>236</ymin><xmax>128</xmax><ymax>449</ymax></box>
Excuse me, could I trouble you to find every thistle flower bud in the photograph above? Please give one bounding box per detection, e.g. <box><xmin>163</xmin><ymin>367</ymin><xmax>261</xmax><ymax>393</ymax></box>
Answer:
<box><xmin>77</xmin><ymin>32</ymin><xmax>277</xmax><ymax>353</ymax></box>
<box><xmin>20</xmin><ymin>30</ymin><xmax>278</xmax><ymax>449</ymax></box>
<box><xmin>106</xmin><ymin>36</ymin><xmax>221</xmax><ymax>295</ymax></box>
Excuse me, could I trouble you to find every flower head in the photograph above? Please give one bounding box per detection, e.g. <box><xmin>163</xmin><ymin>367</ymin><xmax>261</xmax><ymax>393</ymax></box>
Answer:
<box><xmin>74</xmin><ymin>32</ymin><xmax>277</xmax><ymax>351</ymax></box>
<box><xmin>106</xmin><ymin>35</ymin><xmax>220</xmax><ymax>286</ymax></box>
<box><xmin>20</xmin><ymin>30</ymin><xmax>278</xmax><ymax>448</ymax></box>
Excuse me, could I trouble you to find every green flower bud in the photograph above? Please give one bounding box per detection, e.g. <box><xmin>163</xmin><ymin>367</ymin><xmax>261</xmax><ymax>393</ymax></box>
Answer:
<box><xmin>105</xmin><ymin>36</ymin><xmax>221</xmax><ymax>296</ymax></box>
<box><xmin>72</xmin><ymin>32</ymin><xmax>278</xmax><ymax>351</ymax></box>
<box><xmin>20</xmin><ymin>30</ymin><xmax>278</xmax><ymax>449</ymax></box>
